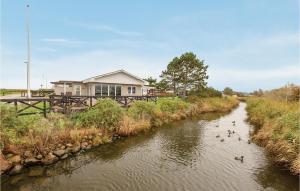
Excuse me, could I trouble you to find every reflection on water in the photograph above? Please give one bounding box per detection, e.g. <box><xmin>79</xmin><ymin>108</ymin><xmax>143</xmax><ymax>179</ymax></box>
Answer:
<box><xmin>1</xmin><ymin>103</ymin><xmax>299</xmax><ymax>191</ymax></box>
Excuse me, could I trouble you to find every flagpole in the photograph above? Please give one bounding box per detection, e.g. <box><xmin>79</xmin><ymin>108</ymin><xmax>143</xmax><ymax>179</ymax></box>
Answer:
<box><xmin>26</xmin><ymin>4</ymin><xmax>31</xmax><ymax>98</ymax></box>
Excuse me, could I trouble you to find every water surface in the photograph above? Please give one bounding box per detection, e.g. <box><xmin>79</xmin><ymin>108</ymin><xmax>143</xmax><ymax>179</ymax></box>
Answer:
<box><xmin>2</xmin><ymin>103</ymin><xmax>298</xmax><ymax>191</ymax></box>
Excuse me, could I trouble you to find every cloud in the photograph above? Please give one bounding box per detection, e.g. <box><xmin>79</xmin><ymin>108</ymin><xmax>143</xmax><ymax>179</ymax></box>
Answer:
<box><xmin>208</xmin><ymin>65</ymin><xmax>300</xmax><ymax>91</ymax></box>
<box><xmin>204</xmin><ymin>32</ymin><xmax>299</xmax><ymax>70</ymax></box>
<box><xmin>31</xmin><ymin>49</ymin><xmax>168</xmax><ymax>87</ymax></box>
<box><xmin>35</xmin><ymin>47</ymin><xmax>57</xmax><ymax>52</ymax></box>
<box><xmin>209</xmin><ymin>65</ymin><xmax>300</xmax><ymax>80</ymax></box>
<box><xmin>41</xmin><ymin>38</ymin><xmax>85</xmax><ymax>47</ymax></box>
<box><xmin>72</xmin><ymin>22</ymin><xmax>143</xmax><ymax>37</ymax></box>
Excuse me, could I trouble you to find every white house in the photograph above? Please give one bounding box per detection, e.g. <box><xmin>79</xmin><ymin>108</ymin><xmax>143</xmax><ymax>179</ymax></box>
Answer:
<box><xmin>51</xmin><ymin>70</ymin><xmax>150</xmax><ymax>96</ymax></box>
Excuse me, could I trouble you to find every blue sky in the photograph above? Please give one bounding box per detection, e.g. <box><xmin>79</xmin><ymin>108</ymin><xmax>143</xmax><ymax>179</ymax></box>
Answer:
<box><xmin>1</xmin><ymin>0</ymin><xmax>299</xmax><ymax>92</ymax></box>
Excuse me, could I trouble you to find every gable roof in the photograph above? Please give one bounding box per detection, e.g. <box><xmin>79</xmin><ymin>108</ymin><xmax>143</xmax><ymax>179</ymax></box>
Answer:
<box><xmin>83</xmin><ymin>69</ymin><xmax>146</xmax><ymax>84</ymax></box>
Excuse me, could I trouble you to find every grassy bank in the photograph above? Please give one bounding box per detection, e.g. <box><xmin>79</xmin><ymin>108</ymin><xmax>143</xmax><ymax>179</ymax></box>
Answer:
<box><xmin>0</xmin><ymin>97</ymin><xmax>238</xmax><ymax>175</ymax></box>
<box><xmin>246</xmin><ymin>98</ymin><xmax>300</xmax><ymax>174</ymax></box>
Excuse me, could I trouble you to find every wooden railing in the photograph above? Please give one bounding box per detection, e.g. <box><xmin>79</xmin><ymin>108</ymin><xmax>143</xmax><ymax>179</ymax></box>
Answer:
<box><xmin>0</xmin><ymin>95</ymin><xmax>158</xmax><ymax>117</ymax></box>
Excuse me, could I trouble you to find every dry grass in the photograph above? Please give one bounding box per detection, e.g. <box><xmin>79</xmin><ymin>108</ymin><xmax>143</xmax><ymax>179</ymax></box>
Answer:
<box><xmin>117</xmin><ymin>116</ymin><xmax>151</xmax><ymax>136</ymax></box>
<box><xmin>247</xmin><ymin>98</ymin><xmax>300</xmax><ymax>174</ymax></box>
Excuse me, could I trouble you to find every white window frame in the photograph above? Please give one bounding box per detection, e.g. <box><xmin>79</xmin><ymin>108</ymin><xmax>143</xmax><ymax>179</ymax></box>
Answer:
<box><xmin>75</xmin><ymin>85</ymin><xmax>81</xmax><ymax>96</ymax></box>
<box><xmin>128</xmin><ymin>86</ymin><xmax>131</xmax><ymax>94</ymax></box>
<box><xmin>127</xmin><ymin>86</ymin><xmax>136</xmax><ymax>95</ymax></box>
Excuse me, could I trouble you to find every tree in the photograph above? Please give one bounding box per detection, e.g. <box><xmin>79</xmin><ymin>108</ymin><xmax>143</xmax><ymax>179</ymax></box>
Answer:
<box><xmin>252</xmin><ymin>89</ymin><xmax>263</xmax><ymax>97</ymax></box>
<box><xmin>161</xmin><ymin>52</ymin><xmax>208</xmax><ymax>96</ymax></box>
<box><xmin>144</xmin><ymin>77</ymin><xmax>157</xmax><ymax>87</ymax></box>
<box><xmin>223</xmin><ymin>87</ymin><xmax>234</xmax><ymax>95</ymax></box>
<box><xmin>189</xmin><ymin>87</ymin><xmax>222</xmax><ymax>98</ymax></box>
<box><xmin>156</xmin><ymin>79</ymin><xmax>168</xmax><ymax>90</ymax></box>
<box><xmin>160</xmin><ymin>57</ymin><xmax>181</xmax><ymax>93</ymax></box>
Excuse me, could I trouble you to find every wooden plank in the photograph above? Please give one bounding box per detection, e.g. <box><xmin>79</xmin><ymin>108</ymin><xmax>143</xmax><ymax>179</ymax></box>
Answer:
<box><xmin>17</xmin><ymin>101</ymin><xmax>42</xmax><ymax>113</ymax></box>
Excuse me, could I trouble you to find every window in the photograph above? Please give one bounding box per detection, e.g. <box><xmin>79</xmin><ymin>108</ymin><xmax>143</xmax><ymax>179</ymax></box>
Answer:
<box><xmin>102</xmin><ymin>84</ymin><xmax>108</xmax><ymax>96</ymax></box>
<box><xmin>116</xmin><ymin>86</ymin><xmax>121</xmax><ymax>96</ymax></box>
<box><xmin>95</xmin><ymin>85</ymin><xmax>101</xmax><ymax>96</ymax></box>
<box><xmin>127</xmin><ymin>86</ymin><xmax>136</xmax><ymax>94</ymax></box>
<box><xmin>128</xmin><ymin>87</ymin><xmax>131</xmax><ymax>94</ymax></box>
<box><xmin>75</xmin><ymin>85</ymin><xmax>81</xmax><ymax>96</ymax></box>
<box><xmin>109</xmin><ymin>85</ymin><xmax>115</xmax><ymax>96</ymax></box>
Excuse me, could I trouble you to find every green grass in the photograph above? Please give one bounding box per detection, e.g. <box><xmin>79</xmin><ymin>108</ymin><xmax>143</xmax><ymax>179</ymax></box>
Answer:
<box><xmin>0</xmin><ymin>89</ymin><xmax>25</xmax><ymax>96</ymax></box>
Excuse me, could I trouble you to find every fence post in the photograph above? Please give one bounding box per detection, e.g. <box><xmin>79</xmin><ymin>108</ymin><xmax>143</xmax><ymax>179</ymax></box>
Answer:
<box><xmin>125</xmin><ymin>97</ymin><xmax>127</xmax><ymax>107</ymax></box>
<box><xmin>14</xmin><ymin>100</ymin><xmax>18</xmax><ymax>116</ymax></box>
<box><xmin>43</xmin><ymin>100</ymin><xmax>47</xmax><ymax>117</ymax></box>
<box><xmin>90</xmin><ymin>97</ymin><xmax>93</xmax><ymax>107</ymax></box>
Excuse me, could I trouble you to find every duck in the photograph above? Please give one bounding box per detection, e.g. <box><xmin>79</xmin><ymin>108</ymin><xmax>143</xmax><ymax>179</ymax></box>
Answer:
<box><xmin>232</xmin><ymin>130</ymin><xmax>235</xmax><ymax>134</ymax></box>
<box><xmin>232</xmin><ymin>120</ymin><xmax>236</xmax><ymax>123</ymax></box>
<box><xmin>248</xmin><ymin>140</ymin><xmax>251</xmax><ymax>144</ymax></box>
<box><xmin>228</xmin><ymin>134</ymin><xmax>231</xmax><ymax>137</ymax></box>
<box><xmin>216</xmin><ymin>135</ymin><xmax>220</xmax><ymax>138</ymax></box>
<box><xmin>220</xmin><ymin>139</ymin><xmax>225</xmax><ymax>142</ymax></box>
<box><xmin>234</xmin><ymin>156</ymin><xmax>244</xmax><ymax>162</ymax></box>
<box><xmin>216</xmin><ymin>125</ymin><xmax>219</xmax><ymax>127</ymax></box>
<box><xmin>240</xmin><ymin>156</ymin><xmax>244</xmax><ymax>162</ymax></box>
<box><xmin>238</xmin><ymin>137</ymin><xmax>241</xmax><ymax>141</ymax></box>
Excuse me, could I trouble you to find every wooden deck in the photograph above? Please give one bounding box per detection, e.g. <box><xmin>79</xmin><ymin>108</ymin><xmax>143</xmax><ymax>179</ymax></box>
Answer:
<box><xmin>0</xmin><ymin>95</ymin><xmax>158</xmax><ymax>117</ymax></box>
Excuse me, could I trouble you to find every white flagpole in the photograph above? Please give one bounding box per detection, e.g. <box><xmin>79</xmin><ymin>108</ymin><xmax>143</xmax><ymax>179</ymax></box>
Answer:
<box><xmin>26</xmin><ymin>4</ymin><xmax>31</xmax><ymax>98</ymax></box>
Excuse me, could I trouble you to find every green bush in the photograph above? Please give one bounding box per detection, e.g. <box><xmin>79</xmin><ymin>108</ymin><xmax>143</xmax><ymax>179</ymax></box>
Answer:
<box><xmin>157</xmin><ymin>97</ymin><xmax>189</xmax><ymax>114</ymax></box>
<box><xmin>189</xmin><ymin>87</ymin><xmax>222</xmax><ymax>98</ymax></box>
<box><xmin>128</xmin><ymin>101</ymin><xmax>156</xmax><ymax>120</ymax></box>
<box><xmin>74</xmin><ymin>99</ymin><xmax>124</xmax><ymax>130</ymax></box>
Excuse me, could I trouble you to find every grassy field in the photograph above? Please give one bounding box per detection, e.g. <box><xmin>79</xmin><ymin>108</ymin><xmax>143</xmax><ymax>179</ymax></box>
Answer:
<box><xmin>0</xmin><ymin>89</ymin><xmax>25</xmax><ymax>96</ymax></box>
<box><xmin>246</xmin><ymin>98</ymin><xmax>300</xmax><ymax>174</ymax></box>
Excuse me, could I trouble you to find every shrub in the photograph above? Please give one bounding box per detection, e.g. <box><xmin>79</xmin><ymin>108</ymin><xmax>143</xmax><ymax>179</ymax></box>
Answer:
<box><xmin>74</xmin><ymin>99</ymin><xmax>124</xmax><ymax>130</ymax></box>
<box><xmin>0</xmin><ymin>104</ymin><xmax>26</xmax><ymax>144</ymax></box>
<box><xmin>157</xmin><ymin>97</ymin><xmax>189</xmax><ymax>114</ymax></box>
<box><xmin>189</xmin><ymin>87</ymin><xmax>222</xmax><ymax>98</ymax></box>
<box><xmin>128</xmin><ymin>101</ymin><xmax>156</xmax><ymax>120</ymax></box>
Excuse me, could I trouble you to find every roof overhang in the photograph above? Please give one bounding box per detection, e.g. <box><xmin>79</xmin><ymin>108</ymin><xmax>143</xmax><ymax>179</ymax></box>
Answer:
<box><xmin>51</xmin><ymin>80</ymin><xmax>82</xmax><ymax>85</ymax></box>
<box><xmin>83</xmin><ymin>69</ymin><xmax>146</xmax><ymax>84</ymax></box>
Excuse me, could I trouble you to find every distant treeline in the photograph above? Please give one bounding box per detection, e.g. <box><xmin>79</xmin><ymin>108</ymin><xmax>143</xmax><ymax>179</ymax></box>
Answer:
<box><xmin>251</xmin><ymin>84</ymin><xmax>300</xmax><ymax>102</ymax></box>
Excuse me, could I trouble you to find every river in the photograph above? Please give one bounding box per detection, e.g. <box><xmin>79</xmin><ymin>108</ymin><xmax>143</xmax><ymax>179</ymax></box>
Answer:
<box><xmin>1</xmin><ymin>102</ymin><xmax>298</xmax><ymax>191</ymax></box>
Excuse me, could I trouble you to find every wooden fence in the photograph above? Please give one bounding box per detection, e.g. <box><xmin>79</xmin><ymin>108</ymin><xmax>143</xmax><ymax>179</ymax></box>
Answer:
<box><xmin>0</xmin><ymin>95</ymin><xmax>158</xmax><ymax>117</ymax></box>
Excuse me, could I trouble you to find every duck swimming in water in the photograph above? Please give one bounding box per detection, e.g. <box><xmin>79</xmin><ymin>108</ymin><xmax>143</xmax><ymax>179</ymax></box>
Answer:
<box><xmin>234</xmin><ymin>156</ymin><xmax>244</xmax><ymax>162</ymax></box>
<box><xmin>220</xmin><ymin>139</ymin><xmax>225</xmax><ymax>142</ymax></box>
<box><xmin>238</xmin><ymin>137</ymin><xmax>241</xmax><ymax>141</ymax></box>
<box><xmin>216</xmin><ymin>135</ymin><xmax>220</xmax><ymax>138</ymax></box>
<box><xmin>248</xmin><ymin>140</ymin><xmax>251</xmax><ymax>144</ymax></box>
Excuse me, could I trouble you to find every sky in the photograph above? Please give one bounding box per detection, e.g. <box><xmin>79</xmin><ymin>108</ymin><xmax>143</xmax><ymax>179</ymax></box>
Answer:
<box><xmin>1</xmin><ymin>0</ymin><xmax>299</xmax><ymax>92</ymax></box>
